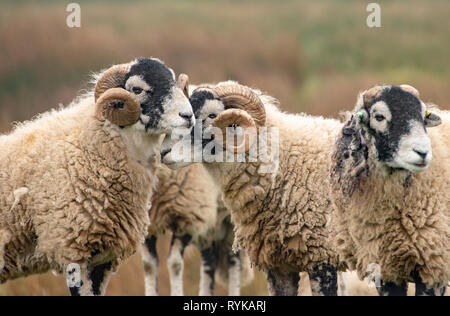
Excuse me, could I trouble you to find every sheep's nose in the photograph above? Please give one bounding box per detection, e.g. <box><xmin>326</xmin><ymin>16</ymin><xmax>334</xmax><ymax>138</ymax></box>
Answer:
<box><xmin>179</xmin><ymin>112</ymin><xmax>193</xmax><ymax>121</ymax></box>
<box><xmin>414</xmin><ymin>149</ymin><xmax>429</xmax><ymax>160</ymax></box>
<box><xmin>179</xmin><ymin>112</ymin><xmax>194</xmax><ymax>127</ymax></box>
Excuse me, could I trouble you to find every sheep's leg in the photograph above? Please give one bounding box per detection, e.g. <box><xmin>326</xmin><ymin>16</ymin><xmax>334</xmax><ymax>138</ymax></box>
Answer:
<box><xmin>266</xmin><ymin>268</ymin><xmax>300</xmax><ymax>296</ymax></box>
<box><xmin>66</xmin><ymin>261</ymin><xmax>113</xmax><ymax>296</ymax></box>
<box><xmin>199</xmin><ymin>242</ymin><xmax>219</xmax><ymax>296</ymax></box>
<box><xmin>168</xmin><ymin>234</ymin><xmax>191</xmax><ymax>296</ymax></box>
<box><xmin>141</xmin><ymin>235</ymin><xmax>159</xmax><ymax>296</ymax></box>
<box><xmin>66</xmin><ymin>263</ymin><xmax>94</xmax><ymax>296</ymax></box>
<box><xmin>308</xmin><ymin>264</ymin><xmax>338</xmax><ymax>296</ymax></box>
<box><xmin>338</xmin><ymin>272</ymin><xmax>348</xmax><ymax>296</ymax></box>
<box><xmin>228</xmin><ymin>250</ymin><xmax>241</xmax><ymax>296</ymax></box>
<box><xmin>66</xmin><ymin>263</ymin><xmax>85</xmax><ymax>296</ymax></box>
<box><xmin>411</xmin><ymin>269</ymin><xmax>446</xmax><ymax>296</ymax></box>
<box><xmin>88</xmin><ymin>261</ymin><xmax>113</xmax><ymax>296</ymax></box>
<box><xmin>376</xmin><ymin>280</ymin><xmax>407</xmax><ymax>296</ymax></box>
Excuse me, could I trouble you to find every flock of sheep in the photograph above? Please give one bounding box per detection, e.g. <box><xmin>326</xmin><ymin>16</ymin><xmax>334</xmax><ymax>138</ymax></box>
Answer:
<box><xmin>0</xmin><ymin>57</ymin><xmax>448</xmax><ymax>296</ymax></box>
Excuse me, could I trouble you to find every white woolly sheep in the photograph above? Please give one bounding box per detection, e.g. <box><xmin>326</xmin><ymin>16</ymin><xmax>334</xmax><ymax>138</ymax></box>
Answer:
<box><xmin>330</xmin><ymin>85</ymin><xmax>449</xmax><ymax>296</ymax></box>
<box><xmin>161</xmin><ymin>81</ymin><xmax>342</xmax><ymax>296</ymax></box>
<box><xmin>0</xmin><ymin>58</ymin><xmax>193</xmax><ymax>296</ymax></box>
<box><xmin>141</xmin><ymin>158</ymin><xmax>254</xmax><ymax>296</ymax></box>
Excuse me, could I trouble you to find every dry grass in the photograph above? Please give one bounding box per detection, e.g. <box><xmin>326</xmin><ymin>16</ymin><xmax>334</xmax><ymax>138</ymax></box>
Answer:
<box><xmin>0</xmin><ymin>0</ymin><xmax>449</xmax><ymax>295</ymax></box>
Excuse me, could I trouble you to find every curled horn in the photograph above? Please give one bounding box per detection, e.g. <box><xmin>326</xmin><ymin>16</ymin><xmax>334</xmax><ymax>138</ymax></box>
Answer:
<box><xmin>362</xmin><ymin>85</ymin><xmax>384</xmax><ymax>107</ymax></box>
<box><xmin>212</xmin><ymin>109</ymin><xmax>257</xmax><ymax>154</ymax></box>
<box><xmin>212</xmin><ymin>83</ymin><xmax>266</xmax><ymax>126</ymax></box>
<box><xmin>95</xmin><ymin>88</ymin><xmax>140</xmax><ymax>127</ymax></box>
<box><xmin>177</xmin><ymin>73</ymin><xmax>190</xmax><ymax>98</ymax></box>
<box><xmin>94</xmin><ymin>63</ymin><xmax>140</xmax><ymax>127</ymax></box>
<box><xmin>95</xmin><ymin>63</ymin><xmax>131</xmax><ymax>102</ymax></box>
<box><xmin>400</xmin><ymin>84</ymin><xmax>420</xmax><ymax>98</ymax></box>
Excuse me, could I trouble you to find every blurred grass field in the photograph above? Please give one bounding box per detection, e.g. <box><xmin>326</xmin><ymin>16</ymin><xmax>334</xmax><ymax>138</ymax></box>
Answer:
<box><xmin>0</xmin><ymin>0</ymin><xmax>449</xmax><ymax>295</ymax></box>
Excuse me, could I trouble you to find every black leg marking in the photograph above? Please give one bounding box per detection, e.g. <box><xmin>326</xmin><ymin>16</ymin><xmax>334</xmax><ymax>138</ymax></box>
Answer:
<box><xmin>228</xmin><ymin>250</ymin><xmax>240</xmax><ymax>267</ymax></box>
<box><xmin>376</xmin><ymin>280</ymin><xmax>407</xmax><ymax>296</ymax></box>
<box><xmin>66</xmin><ymin>264</ymin><xmax>83</xmax><ymax>296</ymax></box>
<box><xmin>168</xmin><ymin>234</ymin><xmax>192</xmax><ymax>296</ymax></box>
<box><xmin>227</xmin><ymin>250</ymin><xmax>242</xmax><ymax>296</ymax></box>
<box><xmin>412</xmin><ymin>269</ymin><xmax>446</xmax><ymax>296</ymax></box>
<box><xmin>266</xmin><ymin>268</ymin><xmax>300</xmax><ymax>296</ymax></box>
<box><xmin>200</xmin><ymin>242</ymin><xmax>220</xmax><ymax>294</ymax></box>
<box><xmin>69</xmin><ymin>281</ymin><xmax>83</xmax><ymax>297</ymax></box>
<box><xmin>171</xmin><ymin>234</ymin><xmax>192</xmax><ymax>256</ymax></box>
<box><xmin>180</xmin><ymin>234</ymin><xmax>192</xmax><ymax>254</ymax></box>
<box><xmin>309</xmin><ymin>264</ymin><xmax>338</xmax><ymax>296</ymax></box>
<box><xmin>145</xmin><ymin>235</ymin><xmax>158</xmax><ymax>257</ymax></box>
<box><xmin>142</xmin><ymin>235</ymin><xmax>159</xmax><ymax>296</ymax></box>
<box><xmin>89</xmin><ymin>262</ymin><xmax>112</xmax><ymax>296</ymax></box>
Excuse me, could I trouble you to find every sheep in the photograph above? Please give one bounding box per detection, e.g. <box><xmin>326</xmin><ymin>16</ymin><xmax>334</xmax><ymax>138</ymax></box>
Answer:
<box><xmin>140</xmin><ymin>159</ymin><xmax>254</xmax><ymax>296</ymax></box>
<box><xmin>0</xmin><ymin>57</ymin><xmax>194</xmax><ymax>296</ymax></box>
<box><xmin>161</xmin><ymin>81</ymin><xmax>342</xmax><ymax>296</ymax></box>
<box><xmin>329</xmin><ymin>84</ymin><xmax>449</xmax><ymax>296</ymax></box>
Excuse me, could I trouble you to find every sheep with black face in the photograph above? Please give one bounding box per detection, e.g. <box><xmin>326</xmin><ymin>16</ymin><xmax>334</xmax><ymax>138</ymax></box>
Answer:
<box><xmin>161</xmin><ymin>81</ymin><xmax>341</xmax><ymax>296</ymax></box>
<box><xmin>0</xmin><ymin>57</ymin><xmax>193</xmax><ymax>296</ymax></box>
<box><xmin>330</xmin><ymin>85</ymin><xmax>449</xmax><ymax>296</ymax></box>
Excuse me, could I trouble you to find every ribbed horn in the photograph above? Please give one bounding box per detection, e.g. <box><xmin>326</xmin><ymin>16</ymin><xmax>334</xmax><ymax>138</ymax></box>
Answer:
<box><xmin>95</xmin><ymin>63</ymin><xmax>131</xmax><ymax>101</ymax></box>
<box><xmin>212</xmin><ymin>83</ymin><xmax>266</xmax><ymax>126</ymax></box>
<box><xmin>95</xmin><ymin>88</ymin><xmax>140</xmax><ymax>127</ymax></box>
<box><xmin>363</xmin><ymin>85</ymin><xmax>384</xmax><ymax>107</ymax></box>
<box><xmin>212</xmin><ymin>109</ymin><xmax>257</xmax><ymax>154</ymax></box>
<box><xmin>400</xmin><ymin>84</ymin><xmax>420</xmax><ymax>98</ymax></box>
<box><xmin>177</xmin><ymin>73</ymin><xmax>190</xmax><ymax>98</ymax></box>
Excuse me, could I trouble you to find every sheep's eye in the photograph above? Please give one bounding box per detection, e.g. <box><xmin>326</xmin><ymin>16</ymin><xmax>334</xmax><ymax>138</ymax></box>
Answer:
<box><xmin>132</xmin><ymin>87</ymin><xmax>143</xmax><ymax>94</ymax></box>
<box><xmin>208</xmin><ymin>113</ymin><xmax>217</xmax><ymax>119</ymax></box>
<box><xmin>375</xmin><ymin>114</ymin><xmax>385</xmax><ymax>122</ymax></box>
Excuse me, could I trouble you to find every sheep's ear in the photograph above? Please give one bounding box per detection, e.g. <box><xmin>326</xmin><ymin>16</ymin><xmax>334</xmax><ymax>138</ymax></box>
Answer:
<box><xmin>212</xmin><ymin>109</ymin><xmax>257</xmax><ymax>153</ymax></box>
<box><xmin>424</xmin><ymin>111</ymin><xmax>442</xmax><ymax>128</ymax></box>
<box><xmin>400</xmin><ymin>84</ymin><xmax>420</xmax><ymax>98</ymax></box>
<box><xmin>177</xmin><ymin>74</ymin><xmax>190</xmax><ymax>98</ymax></box>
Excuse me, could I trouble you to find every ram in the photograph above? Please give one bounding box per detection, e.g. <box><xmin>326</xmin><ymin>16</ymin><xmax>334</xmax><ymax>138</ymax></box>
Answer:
<box><xmin>330</xmin><ymin>85</ymin><xmax>449</xmax><ymax>296</ymax></box>
<box><xmin>161</xmin><ymin>82</ymin><xmax>341</xmax><ymax>296</ymax></box>
<box><xmin>0</xmin><ymin>58</ymin><xmax>193</xmax><ymax>296</ymax></box>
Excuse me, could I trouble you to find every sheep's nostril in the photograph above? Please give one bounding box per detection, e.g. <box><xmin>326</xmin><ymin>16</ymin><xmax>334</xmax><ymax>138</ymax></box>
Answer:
<box><xmin>414</xmin><ymin>149</ymin><xmax>428</xmax><ymax>160</ymax></box>
<box><xmin>179</xmin><ymin>112</ymin><xmax>193</xmax><ymax>122</ymax></box>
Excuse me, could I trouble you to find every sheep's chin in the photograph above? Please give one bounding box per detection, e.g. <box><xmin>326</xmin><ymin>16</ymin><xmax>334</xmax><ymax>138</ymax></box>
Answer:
<box><xmin>161</xmin><ymin>150</ymin><xmax>193</xmax><ymax>170</ymax></box>
<box><xmin>386</xmin><ymin>159</ymin><xmax>430</xmax><ymax>173</ymax></box>
<box><xmin>160</xmin><ymin>134</ymin><xmax>196</xmax><ymax>170</ymax></box>
<box><xmin>163</xmin><ymin>160</ymin><xmax>192</xmax><ymax>170</ymax></box>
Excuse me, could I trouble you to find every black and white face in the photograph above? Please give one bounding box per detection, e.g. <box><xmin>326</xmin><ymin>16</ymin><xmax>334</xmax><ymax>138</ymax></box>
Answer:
<box><xmin>161</xmin><ymin>89</ymin><xmax>225</xmax><ymax>169</ymax></box>
<box><xmin>123</xmin><ymin>58</ymin><xmax>194</xmax><ymax>134</ymax></box>
<box><xmin>161</xmin><ymin>88</ymin><xmax>226</xmax><ymax>168</ymax></box>
<box><xmin>191</xmin><ymin>90</ymin><xmax>224</xmax><ymax>123</ymax></box>
<box><xmin>360</xmin><ymin>86</ymin><xmax>440</xmax><ymax>172</ymax></box>
<box><xmin>190</xmin><ymin>89</ymin><xmax>225</xmax><ymax>134</ymax></box>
